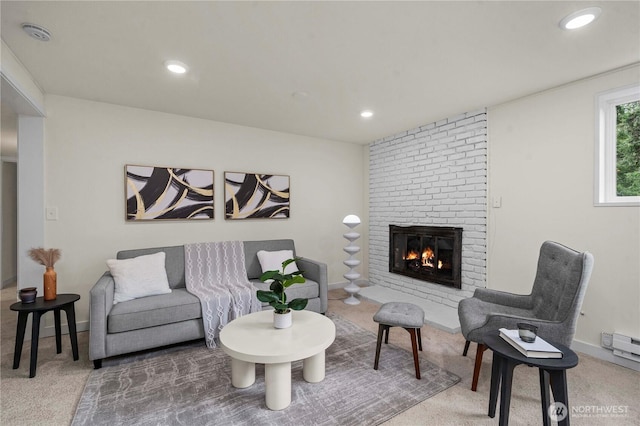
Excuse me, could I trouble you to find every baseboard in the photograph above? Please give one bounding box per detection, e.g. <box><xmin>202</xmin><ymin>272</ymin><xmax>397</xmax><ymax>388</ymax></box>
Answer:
<box><xmin>571</xmin><ymin>339</ymin><xmax>640</xmax><ymax>372</ymax></box>
<box><xmin>329</xmin><ymin>279</ymin><xmax>369</xmax><ymax>290</ymax></box>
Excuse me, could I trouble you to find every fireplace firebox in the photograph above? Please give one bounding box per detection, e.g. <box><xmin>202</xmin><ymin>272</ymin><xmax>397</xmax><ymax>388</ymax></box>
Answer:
<box><xmin>389</xmin><ymin>225</ymin><xmax>462</xmax><ymax>289</ymax></box>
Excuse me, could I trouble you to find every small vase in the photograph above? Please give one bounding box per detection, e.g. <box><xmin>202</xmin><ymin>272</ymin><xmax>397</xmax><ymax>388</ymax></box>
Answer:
<box><xmin>44</xmin><ymin>266</ymin><xmax>57</xmax><ymax>301</ymax></box>
<box><xmin>19</xmin><ymin>287</ymin><xmax>38</xmax><ymax>304</ymax></box>
<box><xmin>274</xmin><ymin>310</ymin><xmax>292</xmax><ymax>329</ymax></box>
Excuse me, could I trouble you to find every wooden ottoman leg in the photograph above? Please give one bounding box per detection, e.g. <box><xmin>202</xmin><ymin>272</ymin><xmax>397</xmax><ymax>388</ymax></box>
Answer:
<box><xmin>408</xmin><ymin>328</ymin><xmax>421</xmax><ymax>379</ymax></box>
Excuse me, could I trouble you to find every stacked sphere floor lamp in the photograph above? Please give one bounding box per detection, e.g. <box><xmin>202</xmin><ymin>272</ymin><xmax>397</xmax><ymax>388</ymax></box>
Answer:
<box><xmin>343</xmin><ymin>215</ymin><xmax>361</xmax><ymax>305</ymax></box>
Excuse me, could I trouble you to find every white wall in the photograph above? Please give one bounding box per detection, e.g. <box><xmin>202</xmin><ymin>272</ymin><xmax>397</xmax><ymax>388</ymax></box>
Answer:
<box><xmin>43</xmin><ymin>95</ymin><xmax>366</xmax><ymax>329</ymax></box>
<box><xmin>488</xmin><ymin>64</ymin><xmax>640</xmax><ymax>349</ymax></box>
<box><xmin>18</xmin><ymin>116</ymin><xmax>45</xmax><ymax>295</ymax></box>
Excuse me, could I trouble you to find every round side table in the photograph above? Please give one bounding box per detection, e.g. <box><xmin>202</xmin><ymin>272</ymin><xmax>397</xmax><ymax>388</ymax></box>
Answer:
<box><xmin>10</xmin><ymin>293</ymin><xmax>81</xmax><ymax>378</ymax></box>
<box><xmin>484</xmin><ymin>330</ymin><xmax>579</xmax><ymax>426</ymax></box>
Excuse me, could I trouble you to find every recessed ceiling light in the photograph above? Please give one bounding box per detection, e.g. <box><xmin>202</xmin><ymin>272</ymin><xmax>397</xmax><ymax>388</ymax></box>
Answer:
<box><xmin>559</xmin><ymin>7</ymin><xmax>601</xmax><ymax>30</ymax></box>
<box><xmin>164</xmin><ymin>60</ymin><xmax>188</xmax><ymax>74</ymax></box>
<box><xmin>360</xmin><ymin>110</ymin><xmax>374</xmax><ymax>118</ymax></box>
<box><xmin>21</xmin><ymin>23</ymin><xmax>51</xmax><ymax>42</ymax></box>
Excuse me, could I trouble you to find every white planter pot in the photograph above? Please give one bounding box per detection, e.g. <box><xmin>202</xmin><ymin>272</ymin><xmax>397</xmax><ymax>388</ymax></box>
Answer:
<box><xmin>273</xmin><ymin>310</ymin><xmax>292</xmax><ymax>329</ymax></box>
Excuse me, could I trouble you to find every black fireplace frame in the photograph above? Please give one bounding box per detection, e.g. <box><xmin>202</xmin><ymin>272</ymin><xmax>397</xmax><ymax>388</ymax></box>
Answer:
<box><xmin>389</xmin><ymin>225</ymin><xmax>462</xmax><ymax>289</ymax></box>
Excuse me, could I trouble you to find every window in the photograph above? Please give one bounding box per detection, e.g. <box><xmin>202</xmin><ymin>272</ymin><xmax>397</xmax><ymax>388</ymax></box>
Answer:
<box><xmin>595</xmin><ymin>84</ymin><xmax>640</xmax><ymax>206</ymax></box>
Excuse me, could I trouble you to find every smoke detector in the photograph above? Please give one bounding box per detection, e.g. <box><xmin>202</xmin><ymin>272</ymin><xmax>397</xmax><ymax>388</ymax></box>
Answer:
<box><xmin>21</xmin><ymin>23</ymin><xmax>51</xmax><ymax>42</ymax></box>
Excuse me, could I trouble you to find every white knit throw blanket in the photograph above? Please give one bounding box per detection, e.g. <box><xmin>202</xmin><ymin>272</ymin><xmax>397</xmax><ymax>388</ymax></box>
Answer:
<box><xmin>184</xmin><ymin>241</ymin><xmax>261</xmax><ymax>348</ymax></box>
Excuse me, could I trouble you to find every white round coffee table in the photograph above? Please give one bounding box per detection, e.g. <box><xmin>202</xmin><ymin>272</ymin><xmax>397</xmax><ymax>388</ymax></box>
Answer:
<box><xmin>219</xmin><ymin>310</ymin><xmax>335</xmax><ymax>410</ymax></box>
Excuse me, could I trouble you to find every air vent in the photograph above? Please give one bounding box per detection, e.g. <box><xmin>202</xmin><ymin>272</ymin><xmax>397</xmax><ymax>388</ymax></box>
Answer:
<box><xmin>21</xmin><ymin>23</ymin><xmax>51</xmax><ymax>42</ymax></box>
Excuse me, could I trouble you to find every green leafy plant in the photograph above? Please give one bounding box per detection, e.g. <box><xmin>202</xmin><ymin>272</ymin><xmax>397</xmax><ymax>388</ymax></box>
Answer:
<box><xmin>256</xmin><ymin>258</ymin><xmax>308</xmax><ymax>314</ymax></box>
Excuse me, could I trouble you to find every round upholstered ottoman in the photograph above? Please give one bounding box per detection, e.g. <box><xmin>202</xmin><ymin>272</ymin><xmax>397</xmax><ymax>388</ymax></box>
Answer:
<box><xmin>373</xmin><ymin>302</ymin><xmax>425</xmax><ymax>379</ymax></box>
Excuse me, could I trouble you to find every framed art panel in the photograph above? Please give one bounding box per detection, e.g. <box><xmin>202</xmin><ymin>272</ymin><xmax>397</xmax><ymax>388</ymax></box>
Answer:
<box><xmin>126</xmin><ymin>165</ymin><xmax>214</xmax><ymax>221</ymax></box>
<box><xmin>224</xmin><ymin>172</ymin><xmax>290</xmax><ymax>219</ymax></box>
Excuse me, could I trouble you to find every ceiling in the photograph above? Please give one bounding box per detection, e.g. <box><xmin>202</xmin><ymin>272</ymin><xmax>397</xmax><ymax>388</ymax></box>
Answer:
<box><xmin>1</xmin><ymin>1</ymin><xmax>639</xmax><ymax>145</ymax></box>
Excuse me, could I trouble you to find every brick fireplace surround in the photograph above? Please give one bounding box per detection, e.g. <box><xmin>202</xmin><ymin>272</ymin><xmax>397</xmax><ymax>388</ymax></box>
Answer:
<box><xmin>361</xmin><ymin>110</ymin><xmax>487</xmax><ymax>332</ymax></box>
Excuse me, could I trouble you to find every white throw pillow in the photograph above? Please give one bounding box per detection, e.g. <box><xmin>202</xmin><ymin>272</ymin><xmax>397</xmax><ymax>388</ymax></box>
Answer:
<box><xmin>257</xmin><ymin>250</ymin><xmax>299</xmax><ymax>278</ymax></box>
<box><xmin>107</xmin><ymin>252</ymin><xmax>172</xmax><ymax>304</ymax></box>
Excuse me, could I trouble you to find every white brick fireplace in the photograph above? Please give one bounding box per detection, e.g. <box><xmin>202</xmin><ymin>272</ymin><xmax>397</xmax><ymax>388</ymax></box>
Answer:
<box><xmin>362</xmin><ymin>110</ymin><xmax>487</xmax><ymax>331</ymax></box>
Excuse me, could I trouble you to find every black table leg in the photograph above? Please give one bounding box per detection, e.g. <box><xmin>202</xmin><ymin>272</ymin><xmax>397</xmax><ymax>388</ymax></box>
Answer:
<box><xmin>54</xmin><ymin>308</ymin><xmax>62</xmax><ymax>354</ymax></box>
<box><xmin>64</xmin><ymin>304</ymin><xmax>79</xmax><ymax>361</ymax></box>
<box><xmin>539</xmin><ymin>369</ymin><xmax>551</xmax><ymax>426</ymax></box>
<box><xmin>499</xmin><ymin>359</ymin><xmax>517</xmax><ymax>426</ymax></box>
<box><xmin>488</xmin><ymin>351</ymin><xmax>502</xmax><ymax>418</ymax></box>
<box><xmin>549</xmin><ymin>370</ymin><xmax>571</xmax><ymax>426</ymax></box>
<box><xmin>13</xmin><ymin>312</ymin><xmax>29</xmax><ymax>369</ymax></box>
<box><xmin>374</xmin><ymin>324</ymin><xmax>384</xmax><ymax>370</ymax></box>
<box><xmin>29</xmin><ymin>312</ymin><xmax>43</xmax><ymax>378</ymax></box>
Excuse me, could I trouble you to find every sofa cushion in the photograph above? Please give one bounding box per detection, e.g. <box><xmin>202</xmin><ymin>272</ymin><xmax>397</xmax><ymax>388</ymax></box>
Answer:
<box><xmin>257</xmin><ymin>249</ymin><xmax>299</xmax><ymax>279</ymax></box>
<box><xmin>117</xmin><ymin>245</ymin><xmax>186</xmax><ymax>289</ymax></box>
<box><xmin>250</xmin><ymin>277</ymin><xmax>319</xmax><ymax>303</ymax></box>
<box><xmin>108</xmin><ymin>288</ymin><xmax>202</xmax><ymax>333</ymax></box>
<box><xmin>108</xmin><ymin>252</ymin><xmax>172</xmax><ymax>304</ymax></box>
<box><xmin>244</xmin><ymin>240</ymin><xmax>296</xmax><ymax>279</ymax></box>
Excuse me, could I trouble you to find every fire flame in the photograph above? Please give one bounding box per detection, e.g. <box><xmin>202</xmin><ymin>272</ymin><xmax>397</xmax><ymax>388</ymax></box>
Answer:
<box><xmin>406</xmin><ymin>251</ymin><xmax>419</xmax><ymax>260</ymax></box>
<box><xmin>422</xmin><ymin>247</ymin><xmax>434</xmax><ymax>267</ymax></box>
<box><xmin>404</xmin><ymin>247</ymin><xmax>442</xmax><ymax>269</ymax></box>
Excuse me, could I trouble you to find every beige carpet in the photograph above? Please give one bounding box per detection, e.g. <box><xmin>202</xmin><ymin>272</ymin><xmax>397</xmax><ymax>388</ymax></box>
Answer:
<box><xmin>2</xmin><ymin>285</ymin><xmax>639</xmax><ymax>425</ymax></box>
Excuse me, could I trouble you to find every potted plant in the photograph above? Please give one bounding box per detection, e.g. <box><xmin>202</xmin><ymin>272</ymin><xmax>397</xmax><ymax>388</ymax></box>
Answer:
<box><xmin>256</xmin><ymin>258</ymin><xmax>308</xmax><ymax>328</ymax></box>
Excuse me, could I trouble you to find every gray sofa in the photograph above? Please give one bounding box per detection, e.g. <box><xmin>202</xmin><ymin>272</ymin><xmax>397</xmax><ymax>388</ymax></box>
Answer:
<box><xmin>89</xmin><ymin>239</ymin><xmax>328</xmax><ymax>368</ymax></box>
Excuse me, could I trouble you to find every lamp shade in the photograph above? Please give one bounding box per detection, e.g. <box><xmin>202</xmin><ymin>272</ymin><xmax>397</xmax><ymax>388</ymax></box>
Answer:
<box><xmin>342</xmin><ymin>215</ymin><xmax>361</xmax><ymax>225</ymax></box>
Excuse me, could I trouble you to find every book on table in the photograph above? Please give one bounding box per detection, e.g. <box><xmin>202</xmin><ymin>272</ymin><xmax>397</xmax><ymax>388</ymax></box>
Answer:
<box><xmin>498</xmin><ymin>328</ymin><xmax>563</xmax><ymax>359</ymax></box>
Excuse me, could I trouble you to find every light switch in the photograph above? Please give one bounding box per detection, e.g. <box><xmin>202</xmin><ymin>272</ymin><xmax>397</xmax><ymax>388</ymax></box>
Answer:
<box><xmin>492</xmin><ymin>197</ymin><xmax>502</xmax><ymax>208</ymax></box>
<box><xmin>46</xmin><ymin>207</ymin><xmax>58</xmax><ymax>220</ymax></box>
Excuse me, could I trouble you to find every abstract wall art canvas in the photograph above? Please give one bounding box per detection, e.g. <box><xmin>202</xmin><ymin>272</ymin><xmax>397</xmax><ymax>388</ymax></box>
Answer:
<box><xmin>224</xmin><ymin>172</ymin><xmax>290</xmax><ymax>219</ymax></box>
<box><xmin>126</xmin><ymin>165</ymin><xmax>214</xmax><ymax>221</ymax></box>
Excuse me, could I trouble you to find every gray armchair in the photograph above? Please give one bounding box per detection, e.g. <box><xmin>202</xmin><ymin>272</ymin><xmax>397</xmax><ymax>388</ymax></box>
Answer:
<box><xmin>458</xmin><ymin>241</ymin><xmax>594</xmax><ymax>391</ymax></box>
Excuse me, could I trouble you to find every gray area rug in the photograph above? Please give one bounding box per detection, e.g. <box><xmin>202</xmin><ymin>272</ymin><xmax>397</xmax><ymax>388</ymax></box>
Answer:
<box><xmin>72</xmin><ymin>314</ymin><xmax>460</xmax><ymax>425</ymax></box>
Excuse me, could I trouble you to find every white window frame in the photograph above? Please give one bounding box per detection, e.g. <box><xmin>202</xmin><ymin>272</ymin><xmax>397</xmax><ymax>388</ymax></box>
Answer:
<box><xmin>595</xmin><ymin>84</ymin><xmax>640</xmax><ymax>206</ymax></box>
